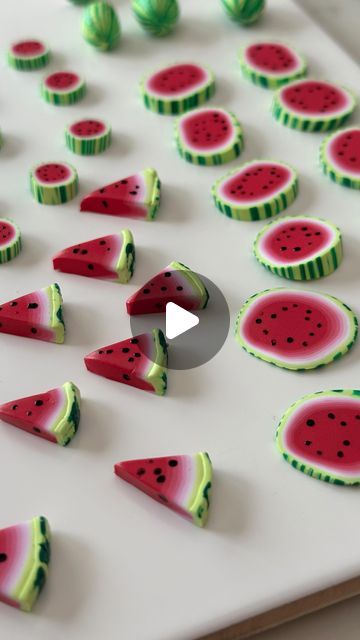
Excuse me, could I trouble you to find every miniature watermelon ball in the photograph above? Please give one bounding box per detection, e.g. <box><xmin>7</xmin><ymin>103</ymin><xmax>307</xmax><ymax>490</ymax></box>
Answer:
<box><xmin>221</xmin><ymin>0</ymin><xmax>266</xmax><ymax>25</ymax></box>
<box><xmin>132</xmin><ymin>0</ymin><xmax>179</xmax><ymax>37</ymax></box>
<box><xmin>82</xmin><ymin>2</ymin><xmax>121</xmax><ymax>51</ymax></box>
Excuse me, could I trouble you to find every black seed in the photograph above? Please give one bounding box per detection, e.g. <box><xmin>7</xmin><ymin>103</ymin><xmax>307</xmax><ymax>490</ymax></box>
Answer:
<box><xmin>340</xmin><ymin>421</ymin><xmax>347</xmax><ymax>426</ymax></box>
<box><xmin>156</xmin><ymin>475</ymin><xmax>166</xmax><ymax>483</ymax></box>
<box><xmin>30</xmin><ymin>328</ymin><xmax>37</xmax><ymax>334</ymax></box>
<box><xmin>270</xmin><ymin>313</ymin><xmax>277</xmax><ymax>319</ymax></box>
<box><xmin>287</xmin><ymin>337</ymin><xmax>294</xmax><ymax>343</ymax></box>
<box><xmin>0</xmin><ymin>554</ymin><xmax>7</xmax><ymax>562</ymax></box>
<box><xmin>153</xmin><ymin>468</ymin><xmax>162</xmax><ymax>475</ymax></box>
<box><xmin>35</xmin><ymin>400</ymin><xmax>43</xmax><ymax>406</ymax></box>
<box><xmin>307</xmin><ymin>419</ymin><xmax>315</xmax><ymax>426</ymax></box>
<box><xmin>305</xmin><ymin>440</ymin><xmax>312</xmax><ymax>446</ymax></box>
<box><xmin>99</xmin><ymin>240</ymin><xmax>106</xmax><ymax>245</ymax></box>
<box><xmin>271</xmin><ymin>339</ymin><xmax>277</xmax><ymax>346</ymax></box>
<box><xmin>168</xmin><ymin>459</ymin><xmax>178</xmax><ymax>467</ymax></box>
<box><xmin>176</xmin><ymin>286</ymin><xmax>183</xmax><ymax>291</ymax></box>
<box><xmin>302</xmin><ymin>341</ymin><xmax>308</xmax><ymax>347</ymax></box>
<box><xmin>306</xmin><ymin>310</ymin><xmax>312</xmax><ymax>314</ymax></box>
<box><xmin>343</xmin><ymin>440</ymin><xmax>350</xmax><ymax>446</ymax></box>
<box><xmin>33</xmin><ymin>427</ymin><xmax>41</xmax><ymax>433</ymax></box>
<box><xmin>28</xmin><ymin>303</ymin><xmax>38</xmax><ymax>309</ymax></box>
<box><xmin>137</xmin><ymin>468</ymin><xmax>145</xmax><ymax>476</ymax></box>
<box><xmin>12</xmin><ymin>404</ymin><xmax>18</xmax><ymax>410</ymax></box>
<box><xmin>294</xmin><ymin>247</ymin><xmax>301</xmax><ymax>252</ymax></box>
<box><xmin>88</xmin><ymin>264</ymin><xmax>94</xmax><ymax>270</ymax></box>
<box><xmin>337</xmin><ymin>451</ymin><xmax>344</xmax><ymax>458</ymax></box>
<box><xmin>130</xmin><ymin>338</ymin><xmax>139</xmax><ymax>344</ymax></box>
<box><xmin>143</xmin><ymin>288</ymin><xmax>150</xmax><ymax>294</ymax></box>
<box><xmin>134</xmin><ymin>353</ymin><xmax>141</xmax><ymax>358</ymax></box>
<box><xmin>164</xmin><ymin>272</ymin><xmax>171</xmax><ymax>277</ymax></box>
<box><xmin>328</xmin><ymin>412</ymin><xmax>335</xmax><ymax>419</ymax></box>
<box><xmin>316</xmin><ymin>450</ymin><xmax>322</xmax><ymax>455</ymax></box>
<box><xmin>10</xmin><ymin>301</ymin><xmax>18</xmax><ymax>307</ymax></box>
<box><xmin>128</xmin><ymin>357</ymin><xmax>134</xmax><ymax>362</ymax></box>
<box><xmin>263</xmin><ymin>329</ymin><xmax>269</xmax><ymax>335</ymax></box>
<box><xmin>73</xmin><ymin>248</ymin><xmax>80</xmax><ymax>254</ymax></box>
<box><xmin>106</xmin><ymin>349</ymin><xmax>113</xmax><ymax>354</ymax></box>
<box><xmin>282</xmin><ymin>307</ymin><xmax>288</xmax><ymax>311</ymax></box>
<box><xmin>123</xmin><ymin>374</ymin><xmax>130</xmax><ymax>381</ymax></box>
<box><xmin>122</xmin><ymin>348</ymin><xmax>130</xmax><ymax>353</ymax></box>
<box><xmin>356</xmin><ymin>415</ymin><xmax>360</xmax><ymax>420</ymax></box>
<box><xmin>160</xmin><ymin>287</ymin><xmax>167</xmax><ymax>292</ymax></box>
<box><xmin>81</xmin><ymin>249</ymin><xmax>88</xmax><ymax>255</ymax></box>
<box><xmin>317</xmin><ymin>323</ymin><xmax>322</xmax><ymax>328</ymax></box>
<box><xmin>255</xmin><ymin>318</ymin><xmax>262</xmax><ymax>324</ymax></box>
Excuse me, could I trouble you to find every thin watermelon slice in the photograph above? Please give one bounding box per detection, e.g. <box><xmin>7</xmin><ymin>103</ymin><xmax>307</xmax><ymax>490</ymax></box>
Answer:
<box><xmin>0</xmin><ymin>382</ymin><xmax>80</xmax><ymax>446</ymax></box>
<box><xmin>114</xmin><ymin>452</ymin><xmax>212</xmax><ymax>527</ymax></box>
<box><xmin>80</xmin><ymin>168</ymin><xmax>160</xmax><ymax>220</ymax></box>
<box><xmin>212</xmin><ymin>160</ymin><xmax>298</xmax><ymax>221</ymax></box>
<box><xmin>126</xmin><ymin>261</ymin><xmax>209</xmax><ymax>315</ymax></box>
<box><xmin>0</xmin><ymin>218</ymin><xmax>21</xmax><ymax>264</ymax></box>
<box><xmin>236</xmin><ymin>288</ymin><xmax>358</xmax><ymax>371</ymax></box>
<box><xmin>276</xmin><ymin>390</ymin><xmax>360</xmax><ymax>485</ymax></box>
<box><xmin>41</xmin><ymin>71</ymin><xmax>86</xmax><ymax>105</ymax></box>
<box><xmin>0</xmin><ymin>516</ymin><xmax>50</xmax><ymax>611</ymax></box>
<box><xmin>141</xmin><ymin>62</ymin><xmax>215</xmax><ymax>115</ymax></box>
<box><xmin>253</xmin><ymin>216</ymin><xmax>343</xmax><ymax>280</ymax></box>
<box><xmin>272</xmin><ymin>79</ymin><xmax>356</xmax><ymax>132</ymax></box>
<box><xmin>174</xmin><ymin>107</ymin><xmax>243</xmax><ymax>166</ymax></box>
<box><xmin>0</xmin><ymin>283</ymin><xmax>65</xmax><ymax>344</ymax></box>
<box><xmin>239</xmin><ymin>41</ymin><xmax>307</xmax><ymax>89</ymax></box>
<box><xmin>84</xmin><ymin>329</ymin><xmax>168</xmax><ymax>395</ymax></box>
<box><xmin>8</xmin><ymin>40</ymin><xmax>50</xmax><ymax>71</ymax></box>
<box><xmin>53</xmin><ymin>230</ymin><xmax>135</xmax><ymax>283</ymax></box>
<box><xmin>320</xmin><ymin>126</ymin><xmax>360</xmax><ymax>190</ymax></box>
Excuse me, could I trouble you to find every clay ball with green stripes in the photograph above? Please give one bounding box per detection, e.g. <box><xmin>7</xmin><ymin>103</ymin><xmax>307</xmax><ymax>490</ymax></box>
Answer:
<box><xmin>221</xmin><ymin>0</ymin><xmax>266</xmax><ymax>25</ymax></box>
<box><xmin>132</xmin><ymin>0</ymin><xmax>179</xmax><ymax>36</ymax></box>
<box><xmin>82</xmin><ymin>2</ymin><xmax>121</xmax><ymax>51</ymax></box>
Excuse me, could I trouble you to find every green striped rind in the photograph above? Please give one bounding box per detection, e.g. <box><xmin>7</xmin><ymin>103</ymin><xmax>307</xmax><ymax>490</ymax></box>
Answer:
<box><xmin>8</xmin><ymin>47</ymin><xmax>50</xmax><ymax>71</ymax></box>
<box><xmin>190</xmin><ymin>452</ymin><xmax>213</xmax><ymax>527</ymax></box>
<box><xmin>82</xmin><ymin>2</ymin><xmax>121</xmax><ymax>51</ymax></box>
<box><xmin>116</xmin><ymin>229</ymin><xmax>136</xmax><ymax>283</ymax></box>
<box><xmin>221</xmin><ymin>0</ymin><xmax>265</xmax><ymax>24</ymax></box>
<box><xmin>148</xmin><ymin>172</ymin><xmax>161</xmax><ymax>220</ymax></box>
<box><xmin>276</xmin><ymin>389</ymin><xmax>360</xmax><ymax>485</ymax></box>
<box><xmin>41</xmin><ymin>78</ymin><xmax>86</xmax><ymax>106</ymax></box>
<box><xmin>212</xmin><ymin>160</ymin><xmax>298</xmax><ymax>221</ymax></box>
<box><xmin>14</xmin><ymin>516</ymin><xmax>51</xmax><ymax>612</ymax></box>
<box><xmin>68</xmin><ymin>0</ymin><xmax>93</xmax><ymax>4</ymax></box>
<box><xmin>30</xmin><ymin>163</ymin><xmax>78</xmax><ymax>205</ymax></box>
<box><xmin>319</xmin><ymin>127</ymin><xmax>360</xmax><ymax>190</ymax></box>
<box><xmin>235</xmin><ymin>288</ymin><xmax>358</xmax><ymax>371</ymax></box>
<box><xmin>132</xmin><ymin>0</ymin><xmax>179</xmax><ymax>36</ymax></box>
<box><xmin>147</xmin><ymin>328</ymin><xmax>168</xmax><ymax>395</ymax></box>
<box><xmin>55</xmin><ymin>382</ymin><xmax>81</xmax><ymax>446</ymax></box>
<box><xmin>174</xmin><ymin>108</ymin><xmax>243</xmax><ymax>166</ymax></box>
<box><xmin>253</xmin><ymin>216</ymin><xmax>343</xmax><ymax>281</ymax></box>
<box><xmin>65</xmin><ymin>122</ymin><xmax>112</xmax><ymax>155</ymax></box>
<box><xmin>238</xmin><ymin>44</ymin><xmax>307</xmax><ymax>89</ymax></box>
<box><xmin>0</xmin><ymin>218</ymin><xmax>22</xmax><ymax>264</ymax></box>
<box><xmin>171</xmin><ymin>261</ymin><xmax>209</xmax><ymax>308</ymax></box>
<box><xmin>140</xmin><ymin>63</ymin><xmax>215</xmax><ymax>115</ymax></box>
<box><xmin>50</xmin><ymin>283</ymin><xmax>66</xmax><ymax>344</ymax></box>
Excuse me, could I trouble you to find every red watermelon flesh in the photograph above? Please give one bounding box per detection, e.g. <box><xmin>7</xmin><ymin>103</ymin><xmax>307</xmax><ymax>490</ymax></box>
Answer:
<box><xmin>179</xmin><ymin>109</ymin><xmax>235</xmax><ymax>151</ymax></box>
<box><xmin>0</xmin><ymin>387</ymin><xmax>66</xmax><ymax>444</ymax></box>
<box><xmin>81</xmin><ymin>172</ymin><xmax>150</xmax><ymax>218</ymax></box>
<box><xmin>44</xmin><ymin>72</ymin><xmax>80</xmax><ymax>90</ymax></box>
<box><xmin>147</xmin><ymin>63</ymin><xmax>207</xmax><ymax>97</ymax></box>
<box><xmin>69</xmin><ymin>119</ymin><xmax>106</xmax><ymax>137</ymax></box>
<box><xmin>0</xmin><ymin>289</ymin><xmax>54</xmax><ymax>342</ymax></box>
<box><xmin>219</xmin><ymin>162</ymin><xmax>292</xmax><ymax>205</ymax></box>
<box><xmin>245</xmin><ymin>43</ymin><xmax>299</xmax><ymax>73</ymax></box>
<box><xmin>327</xmin><ymin>129</ymin><xmax>360</xmax><ymax>175</ymax></box>
<box><xmin>0</xmin><ymin>522</ymin><xmax>32</xmax><ymax>609</ymax></box>
<box><xmin>260</xmin><ymin>218</ymin><xmax>332</xmax><ymax>264</ymax></box>
<box><xmin>53</xmin><ymin>234</ymin><xmax>124</xmax><ymax>280</ymax></box>
<box><xmin>35</xmin><ymin>163</ymin><xmax>72</xmax><ymax>184</ymax></box>
<box><xmin>0</xmin><ymin>221</ymin><xmax>17</xmax><ymax>247</ymax></box>
<box><xmin>12</xmin><ymin>40</ymin><xmax>46</xmax><ymax>56</ymax></box>
<box><xmin>280</xmin><ymin>80</ymin><xmax>349</xmax><ymax>115</ymax></box>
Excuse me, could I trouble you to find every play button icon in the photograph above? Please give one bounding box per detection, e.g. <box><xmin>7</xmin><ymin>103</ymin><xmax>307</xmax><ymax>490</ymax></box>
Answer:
<box><xmin>166</xmin><ymin>302</ymin><xmax>199</xmax><ymax>340</ymax></box>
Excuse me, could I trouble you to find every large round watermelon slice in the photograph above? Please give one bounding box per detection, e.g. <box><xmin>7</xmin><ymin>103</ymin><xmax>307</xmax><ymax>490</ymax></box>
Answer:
<box><xmin>320</xmin><ymin>126</ymin><xmax>360</xmax><ymax>190</ymax></box>
<box><xmin>0</xmin><ymin>218</ymin><xmax>21</xmax><ymax>264</ymax></box>
<box><xmin>239</xmin><ymin>41</ymin><xmax>307</xmax><ymax>89</ymax></box>
<box><xmin>8</xmin><ymin>40</ymin><xmax>50</xmax><ymax>71</ymax></box>
<box><xmin>212</xmin><ymin>160</ymin><xmax>298</xmax><ymax>221</ymax></box>
<box><xmin>276</xmin><ymin>390</ymin><xmax>360</xmax><ymax>485</ymax></box>
<box><xmin>236</xmin><ymin>288</ymin><xmax>358</xmax><ymax>371</ymax></box>
<box><xmin>174</xmin><ymin>107</ymin><xmax>243</xmax><ymax>166</ymax></box>
<box><xmin>253</xmin><ymin>216</ymin><xmax>343</xmax><ymax>280</ymax></box>
<box><xmin>141</xmin><ymin>62</ymin><xmax>215</xmax><ymax>115</ymax></box>
<box><xmin>272</xmin><ymin>79</ymin><xmax>356</xmax><ymax>132</ymax></box>
<box><xmin>114</xmin><ymin>452</ymin><xmax>212</xmax><ymax>527</ymax></box>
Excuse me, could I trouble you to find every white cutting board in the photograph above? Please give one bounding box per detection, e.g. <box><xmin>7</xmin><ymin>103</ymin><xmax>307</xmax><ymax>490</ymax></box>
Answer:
<box><xmin>0</xmin><ymin>1</ymin><xmax>359</xmax><ymax>639</ymax></box>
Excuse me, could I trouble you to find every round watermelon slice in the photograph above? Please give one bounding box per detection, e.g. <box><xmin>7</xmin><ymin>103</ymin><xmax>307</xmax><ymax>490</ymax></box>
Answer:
<box><xmin>141</xmin><ymin>62</ymin><xmax>215</xmax><ymax>115</ymax></box>
<box><xmin>0</xmin><ymin>218</ymin><xmax>21</xmax><ymax>264</ymax></box>
<box><xmin>212</xmin><ymin>160</ymin><xmax>298</xmax><ymax>221</ymax></box>
<box><xmin>174</xmin><ymin>107</ymin><xmax>243</xmax><ymax>166</ymax></box>
<box><xmin>276</xmin><ymin>390</ymin><xmax>360</xmax><ymax>485</ymax></box>
<box><xmin>272</xmin><ymin>79</ymin><xmax>356</xmax><ymax>132</ymax></box>
<box><xmin>239</xmin><ymin>41</ymin><xmax>307</xmax><ymax>89</ymax></box>
<box><xmin>320</xmin><ymin>126</ymin><xmax>360</xmax><ymax>190</ymax></box>
<box><xmin>253</xmin><ymin>216</ymin><xmax>342</xmax><ymax>280</ymax></box>
<box><xmin>0</xmin><ymin>516</ymin><xmax>50</xmax><ymax>611</ymax></box>
<box><xmin>114</xmin><ymin>452</ymin><xmax>212</xmax><ymax>527</ymax></box>
<box><xmin>65</xmin><ymin>118</ymin><xmax>112</xmax><ymax>155</ymax></box>
<box><xmin>236</xmin><ymin>288</ymin><xmax>358</xmax><ymax>371</ymax></box>
<box><xmin>8</xmin><ymin>40</ymin><xmax>50</xmax><ymax>71</ymax></box>
<box><xmin>41</xmin><ymin>71</ymin><xmax>86</xmax><ymax>105</ymax></box>
<box><xmin>30</xmin><ymin>162</ymin><xmax>78</xmax><ymax>205</ymax></box>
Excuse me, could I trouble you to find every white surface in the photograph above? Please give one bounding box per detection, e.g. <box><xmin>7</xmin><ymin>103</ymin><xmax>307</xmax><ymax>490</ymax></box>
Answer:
<box><xmin>0</xmin><ymin>1</ymin><xmax>359</xmax><ymax>640</ymax></box>
<box><xmin>166</xmin><ymin>302</ymin><xmax>199</xmax><ymax>340</ymax></box>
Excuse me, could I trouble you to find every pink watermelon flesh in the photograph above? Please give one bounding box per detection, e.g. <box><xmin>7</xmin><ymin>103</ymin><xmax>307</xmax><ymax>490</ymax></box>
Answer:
<box><xmin>12</xmin><ymin>40</ymin><xmax>45</xmax><ymax>56</ymax></box>
<box><xmin>0</xmin><ymin>522</ymin><xmax>29</xmax><ymax>609</ymax></box>
<box><xmin>221</xmin><ymin>162</ymin><xmax>291</xmax><ymax>204</ymax></box>
<box><xmin>45</xmin><ymin>72</ymin><xmax>79</xmax><ymax>90</ymax></box>
<box><xmin>246</xmin><ymin>43</ymin><xmax>298</xmax><ymax>73</ymax></box>
<box><xmin>262</xmin><ymin>219</ymin><xmax>331</xmax><ymax>263</ymax></box>
<box><xmin>0</xmin><ymin>388</ymin><xmax>64</xmax><ymax>444</ymax></box>
<box><xmin>327</xmin><ymin>129</ymin><xmax>360</xmax><ymax>174</ymax></box>
<box><xmin>0</xmin><ymin>291</ymin><xmax>53</xmax><ymax>342</ymax></box>
<box><xmin>35</xmin><ymin>163</ymin><xmax>71</xmax><ymax>184</ymax></box>
<box><xmin>80</xmin><ymin>175</ymin><xmax>148</xmax><ymax>218</ymax></box>
<box><xmin>147</xmin><ymin>63</ymin><xmax>207</xmax><ymax>96</ymax></box>
<box><xmin>180</xmin><ymin>109</ymin><xmax>234</xmax><ymax>151</ymax></box>
<box><xmin>281</xmin><ymin>81</ymin><xmax>348</xmax><ymax>115</ymax></box>
<box><xmin>69</xmin><ymin>120</ymin><xmax>106</xmax><ymax>137</ymax></box>
<box><xmin>0</xmin><ymin>221</ymin><xmax>16</xmax><ymax>247</ymax></box>
<box><xmin>53</xmin><ymin>235</ymin><xmax>122</xmax><ymax>280</ymax></box>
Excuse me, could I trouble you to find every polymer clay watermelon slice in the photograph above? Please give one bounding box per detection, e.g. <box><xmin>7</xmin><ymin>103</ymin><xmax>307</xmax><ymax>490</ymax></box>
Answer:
<box><xmin>174</xmin><ymin>107</ymin><xmax>243</xmax><ymax>166</ymax></box>
<box><xmin>236</xmin><ymin>288</ymin><xmax>358</xmax><ymax>371</ymax></box>
<box><xmin>126</xmin><ymin>261</ymin><xmax>209</xmax><ymax>315</ymax></box>
<box><xmin>0</xmin><ymin>516</ymin><xmax>50</xmax><ymax>611</ymax></box>
<box><xmin>0</xmin><ymin>283</ymin><xmax>65</xmax><ymax>344</ymax></box>
<box><xmin>80</xmin><ymin>168</ymin><xmax>160</xmax><ymax>220</ymax></box>
<box><xmin>84</xmin><ymin>329</ymin><xmax>168</xmax><ymax>395</ymax></box>
<box><xmin>272</xmin><ymin>79</ymin><xmax>356</xmax><ymax>132</ymax></box>
<box><xmin>320</xmin><ymin>126</ymin><xmax>360</xmax><ymax>190</ymax></box>
<box><xmin>41</xmin><ymin>71</ymin><xmax>86</xmax><ymax>105</ymax></box>
<box><xmin>253</xmin><ymin>216</ymin><xmax>343</xmax><ymax>280</ymax></box>
<box><xmin>276</xmin><ymin>390</ymin><xmax>360</xmax><ymax>485</ymax></box>
<box><xmin>53</xmin><ymin>230</ymin><xmax>135</xmax><ymax>283</ymax></box>
<box><xmin>0</xmin><ymin>218</ymin><xmax>21</xmax><ymax>264</ymax></box>
<box><xmin>8</xmin><ymin>40</ymin><xmax>50</xmax><ymax>71</ymax></box>
<box><xmin>212</xmin><ymin>160</ymin><xmax>298</xmax><ymax>221</ymax></box>
<box><xmin>30</xmin><ymin>162</ymin><xmax>78</xmax><ymax>205</ymax></box>
<box><xmin>65</xmin><ymin>118</ymin><xmax>112</xmax><ymax>155</ymax></box>
<box><xmin>114</xmin><ymin>452</ymin><xmax>212</xmax><ymax>527</ymax></box>
<box><xmin>141</xmin><ymin>62</ymin><xmax>215</xmax><ymax>115</ymax></box>
<box><xmin>0</xmin><ymin>382</ymin><xmax>80</xmax><ymax>446</ymax></box>
<box><xmin>239</xmin><ymin>41</ymin><xmax>307</xmax><ymax>89</ymax></box>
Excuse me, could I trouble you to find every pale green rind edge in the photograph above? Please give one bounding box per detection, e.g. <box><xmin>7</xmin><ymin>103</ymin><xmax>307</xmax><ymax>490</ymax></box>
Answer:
<box><xmin>319</xmin><ymin>127</ymin><xmax>360</xmax><ymax>190</ymax></box>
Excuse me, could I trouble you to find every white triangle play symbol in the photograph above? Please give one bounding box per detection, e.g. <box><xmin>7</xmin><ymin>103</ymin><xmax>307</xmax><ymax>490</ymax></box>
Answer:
<box><xmin>165</xmin><ymin>302</ymin><xmax>199</xmax><ymax>340</ymax></box>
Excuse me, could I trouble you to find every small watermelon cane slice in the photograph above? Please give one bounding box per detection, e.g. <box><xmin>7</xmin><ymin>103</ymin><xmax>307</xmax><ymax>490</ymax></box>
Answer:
<box><xmin>272</xmin><ymin>79</ymin><xmax>356</xmax><ymax>133</ymax></box>
<box><xmin>174</xmin><ymin>107</ymin><xmax>243</xmax><ymax>166</ymax></box>
<box><xmin>80</xmin><ymin>168</ymin><xmax>160</xmax><ymax>220</ymax></box>
<box><xmin>0</xmin><ymin>218</ymin><xmax>21</xmax><ymax>264</ymax></box>
<box><xmin>276</xmin><ymin>390</ymin><xmax>360</xmax><ymax>485</ymax></box>
<box><xmin>212</xmin><ymin>160</ymin><xmax>298</xmax><ymax>221</ymax></box>
<box><xmin>141</xmin><ymin>62</ymin><xmax>215</xmax><ymax>115</ymax></box>
<box><xmin>126</xmin><ymin>261</ymin><xmax>209</xmax><ymax>315</ymax></box>
<box><xmin>30</xmin><ymin>162</ymin><xmax>78</xmax><ymax>205</ymax></box>
<box><xmin>236</xmin><ymin>288</ymin><xmax>358</xmax><ymax>371</ymax></box>
<box><xmin>0</xmin><ymin>283</ymin><xmax>65</xmax><ymax>344</ymax></box>
<box><xmin>53</xmin><ymin>230</ymin><xmax>135</xmax><ymax>283</ymax></box>
<box><xmin>0</xmin><ymin>382</ymin><xmax>80</xmax><ymax>446</ymax></box>
<box><xmin>41</xmin><ymin>71</ymin><xmax>86</xmax><ymax>105</ymax></box>
<box><xmin>253</xmin><ymin>216</ymin><xmax>342</xmax><ymax>281</ymax></box>
<box><xmin>8</xmin><ymin>40</ymin><xmax>50</xmax><ymax>71</ymax></box>
<box><xmin>320</xmin><ymin>126</ymin><xmax>360</xmax><ymax>190</ymax></box>
<box><xmin>84</xmin><ymin>329</ymin><xmax>168</xmax><ymax>395</ymax></box>
<box><xmin>239</xmin><ymin>41</ymin><xmax>307</xmax><ymax>89</ymax></box>
<box><xmin>65</xmin><ymin>118</ymin><xmax>112</xmax><ymax>155</ymax></box>
<box><xmin>114</xmin><ymin>452</ymin><xmax>212</xmax><ymax>527</ymax></box>
<box><xmin>0</xmin><ymin>516</ymin><xmax>50</xmax><ymax>611</ymax></box>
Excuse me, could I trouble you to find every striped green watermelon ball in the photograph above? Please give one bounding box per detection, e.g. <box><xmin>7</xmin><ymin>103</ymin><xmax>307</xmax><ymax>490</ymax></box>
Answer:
<box><xmin>82</xmin><ymin>2</ymin><xmax>121</xmax><ymax>51</ymax></box>
<box><xmin>221</xmin><ymin>0</ymin><xmax>265</xmax><ymax>25</ymax></box>
<box><xmin>132</xmin><ymin>0</ymin><xmax>179</xmax><ymax>36</ymax></box>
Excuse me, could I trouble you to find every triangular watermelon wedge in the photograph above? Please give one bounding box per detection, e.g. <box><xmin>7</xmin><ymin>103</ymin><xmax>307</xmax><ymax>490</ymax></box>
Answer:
<box><xmin>114</xmin><ymin>452</ymin><xmax>212</xmax><ymax>527</ymax></box>
<box><xmin>80</xmin><ymin>168</ymin><xmax>161</xmax><ymax>220</ymax></box>
<box><xmin>0</xmin><ymin>381</ymin><xmax>81</xmax><ymax>446</ymax></box>
<box><xmin>0</xmin><ymin>283</ymin><xmax>65</xmax><ymax>343</ymax></box>
<box><xmin>84</xmin><ymin>329</ymin><xmax>168</xmax><ymax>395</ymax></box>
<box><xmin>0</xmin><ymin>516</ymin><xmax>50</xmax><ymax>611</ymax></box>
